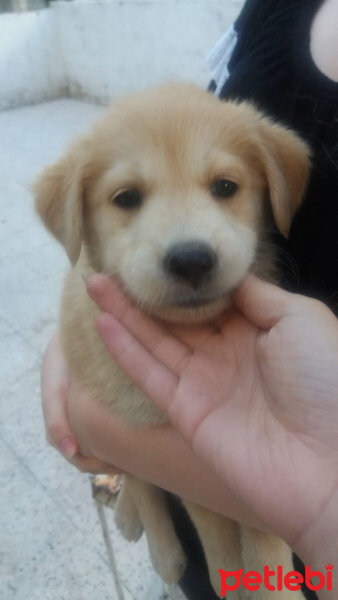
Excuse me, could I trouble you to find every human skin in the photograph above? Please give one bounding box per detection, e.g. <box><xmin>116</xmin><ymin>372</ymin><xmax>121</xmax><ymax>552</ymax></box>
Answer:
<box><xmin>41</xmin><ymin>3</ymin><xmax>338</xmax><ymax>595</ymax></box>
<box><xmin>42</xmin><ymin>332</ymin><xmax>264</xmax><ymax>529</ymax></box>
<box><xmin>42</xmin><ymin>275</ymin><xmax>338</xmax><ymax>597</ymax></box>
<box><xmin>310</xmin><ymin>0</ymin><xmax>338</xmax><ymax>83</ymax></box>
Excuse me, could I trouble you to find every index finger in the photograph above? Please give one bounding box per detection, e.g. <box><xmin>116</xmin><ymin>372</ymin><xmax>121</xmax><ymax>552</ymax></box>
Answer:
<box><xmin>87</xmin><ymin>274</ymin><xmax>192</xmax><ymax>375</ymax></box>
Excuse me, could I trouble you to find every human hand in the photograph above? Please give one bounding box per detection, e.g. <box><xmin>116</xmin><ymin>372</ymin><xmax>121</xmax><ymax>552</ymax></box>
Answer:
<box><xmin>87</xmin><ymin>273</ymin><xmax>338</xmax><ymax>560</ymax></box>
<box><xmin>41</xmin><ymin>332</ymin><xmax>260</xmax><ymax>527</ymax></box>
<box><xmin>41</xmin><ymin>333</ymin><xmax>122</xmax><ymax>475</ymax></box>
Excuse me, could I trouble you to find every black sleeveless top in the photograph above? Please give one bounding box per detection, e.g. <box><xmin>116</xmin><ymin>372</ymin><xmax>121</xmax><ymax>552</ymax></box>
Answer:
<box><xmin>210</xmin><ymin>0</ymin><xmax>338</xmax><ymax>314</ymax></box>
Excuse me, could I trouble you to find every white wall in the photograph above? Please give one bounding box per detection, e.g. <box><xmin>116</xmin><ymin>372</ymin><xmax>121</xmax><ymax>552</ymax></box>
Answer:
<box><xmin>54</xmin><ymin>0</ymin><xmax>242</xmax><ymax>104</ymax></box>
<box><xmin>0</xmin><ymin>9</ymin><xmax>64</xmax><ymax>110</ymax></box>
<box><xmin>0</xmin><ymin>0</ymin><xmax>243</xmax><ymax>109</ymax></box>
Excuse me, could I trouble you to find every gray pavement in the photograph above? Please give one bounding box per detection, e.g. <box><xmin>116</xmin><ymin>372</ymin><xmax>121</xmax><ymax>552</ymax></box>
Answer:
<box><xmin>0</xmin><ymin>99</ymin><xmax>183</xmax><ymax>600</ymax></box>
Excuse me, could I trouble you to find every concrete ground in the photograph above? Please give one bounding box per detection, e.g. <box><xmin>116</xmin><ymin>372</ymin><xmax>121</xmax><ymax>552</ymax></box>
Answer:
<box><xmin>0</xmin><ymin>99</ymin><xmax>185</xmax><ymax>600</ymax></box>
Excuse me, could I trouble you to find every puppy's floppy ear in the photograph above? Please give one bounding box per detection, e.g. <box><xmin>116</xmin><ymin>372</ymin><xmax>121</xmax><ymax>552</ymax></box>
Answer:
<box><xmin>257</xmin><ymin>116</ymin><xmax>311</xmax><ymax>237</ymax></box>
<box><xmin>34</xmin><ymin>142</ymin><xmax>87</xmax><ymax>264</ymax></box>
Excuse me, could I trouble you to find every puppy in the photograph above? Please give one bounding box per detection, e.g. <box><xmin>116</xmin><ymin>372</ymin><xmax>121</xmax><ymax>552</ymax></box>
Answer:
<box><xmin>35</xmin><ymin>83</ymin><xmax>310</xmax><ymax>598</ymax></box>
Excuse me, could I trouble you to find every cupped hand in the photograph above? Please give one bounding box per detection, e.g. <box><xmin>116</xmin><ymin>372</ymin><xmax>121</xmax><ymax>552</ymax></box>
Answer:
<box><xmin>87</xmin><ymin>274</ymin><xmax>338</xmax><ymax>552</ymax></box>
<box><xmin>41</xmin><ymin>331</ymin><xmax>259</xmax><ymax>528</ymax></box>
<box><xmin>41</xmin><ymin>333</ymin><xmax>122</xmax><ymax>475</ymax></box>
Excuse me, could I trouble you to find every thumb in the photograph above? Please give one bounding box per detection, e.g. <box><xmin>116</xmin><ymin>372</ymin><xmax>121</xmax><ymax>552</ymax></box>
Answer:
<box><xmin>234</xmin><ymin>275</ymin><xmax>293</xmax><ymax>330</ymax></box>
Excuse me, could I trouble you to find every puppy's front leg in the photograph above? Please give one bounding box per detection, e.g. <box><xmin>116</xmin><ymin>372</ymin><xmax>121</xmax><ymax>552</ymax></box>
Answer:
<box><xmin>240</xmin><ymin>526</ymin><xmax>304</xmax><ymax>599</ymax></box>
<box><xmin>184</xmin><ymin>501</ymin><xmax>243</xmax><ymax>599</ymax></box>
<box><xmin>114</xmin><ymin>477</ymin><xmax>144</xmax><ymax>542</ymax></box>
<box><xmin>116</xmin><ymin>476</ymin><xmax>186</xmax><ymax>584</ymax></box>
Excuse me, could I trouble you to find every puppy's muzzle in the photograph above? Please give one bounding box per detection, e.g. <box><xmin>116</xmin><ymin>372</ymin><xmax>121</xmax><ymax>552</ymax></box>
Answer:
<box><xmin>163</xmin><ymin>241</ymin><xmax>217</xmax><ymax>289</ymax></box>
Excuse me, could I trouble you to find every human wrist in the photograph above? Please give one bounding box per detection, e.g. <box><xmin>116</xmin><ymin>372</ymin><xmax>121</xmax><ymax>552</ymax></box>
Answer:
<box><xmin>293</xmin><ymin>488</ymin><xmax>338</xmax><ymax>599</ymax></box>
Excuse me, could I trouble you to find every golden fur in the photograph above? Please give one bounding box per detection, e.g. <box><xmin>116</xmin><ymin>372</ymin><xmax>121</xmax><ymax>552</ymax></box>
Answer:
<box><xmin>35</xmin><ymin>83</ymin><xmax>310</xmax><ymax>598</ymax></box>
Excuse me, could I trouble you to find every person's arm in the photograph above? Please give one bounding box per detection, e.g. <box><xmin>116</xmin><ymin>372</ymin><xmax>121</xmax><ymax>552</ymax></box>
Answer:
<box><xmin>86</xmin><ymin>274</ymin><xmax>338</xmax><ymax>558</ymax></box>
<box><xmin>41</xmin><ymin>274</ymin><xmax>338</xmax><ymax>596</ymax></box>
<box><xmin>295</xmin><ymin>498</ymin><xmax>338</xmax><ymax>600</ymax></box>
<box><xmin>310</xmin><ymin>0</ymin><xmax>338</xmax><ymax>83</ymax></box>
<box><xmin>41</xmin><ymin>335</ymin><xmax>262</xmax><ymax>526</ymax></box>
<box><xmin>67</xmin><ymin>377</ymin><xmax>263</xmax><ymax>527</ymax></box>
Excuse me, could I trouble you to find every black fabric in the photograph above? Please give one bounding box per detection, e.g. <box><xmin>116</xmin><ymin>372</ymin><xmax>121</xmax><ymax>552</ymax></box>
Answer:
<box><xmin>169</xmin><ymin>1</ymin><xmax>337</xmax><ymax>598</ymax></box>
<box><xmin>166</xmin><ymin>494</ymin><xmax>220</xmax><ymax>600</ymax></box>
<box><xmin>221</xmin><ymin>0</ymin><xmax>338</xmax><ymax>310</ymax></box>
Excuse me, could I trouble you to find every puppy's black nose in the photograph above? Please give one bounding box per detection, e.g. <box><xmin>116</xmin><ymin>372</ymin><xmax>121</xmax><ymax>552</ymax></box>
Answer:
<box><xmin>164</xmin><ymin>242</ymin><xmax>217</xmax><ymax>288</ymax></box>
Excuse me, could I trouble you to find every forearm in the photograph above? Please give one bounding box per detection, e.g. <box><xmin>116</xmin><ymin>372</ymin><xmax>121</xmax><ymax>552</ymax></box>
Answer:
<box><xmin>294</xmin><ymin>487</ymin><xmax>338</xmax><ymax>599</ymax></box>
<box><xmin>67</xmin><ymin>380</ymin><xmax>264</xmax><ymax>530</ymax></box>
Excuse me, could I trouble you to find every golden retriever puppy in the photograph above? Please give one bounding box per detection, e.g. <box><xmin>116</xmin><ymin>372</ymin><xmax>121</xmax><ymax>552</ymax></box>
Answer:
<box><xmin>35</xmin><ymin>83</ymin><xmax>309</xmax><ymax>599</ymax></box>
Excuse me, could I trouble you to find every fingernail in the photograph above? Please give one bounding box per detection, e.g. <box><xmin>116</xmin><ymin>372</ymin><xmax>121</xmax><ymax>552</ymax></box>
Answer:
<box><xmin>59</xmin><ymin>436</ymin><xmax>77</xmax><ymax>459</ymax></box>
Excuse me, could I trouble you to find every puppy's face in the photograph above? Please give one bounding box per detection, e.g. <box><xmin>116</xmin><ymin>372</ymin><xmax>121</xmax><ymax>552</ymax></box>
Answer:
<box><xmin>35</xmin><ymin>84</ymin><xmax>310</xmax><ymax>322</ymax></box>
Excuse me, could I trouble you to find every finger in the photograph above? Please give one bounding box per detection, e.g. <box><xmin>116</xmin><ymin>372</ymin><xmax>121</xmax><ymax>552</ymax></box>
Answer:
<box><xmin>234</xmin><ymin>274</ymin><xmax>292</xmax><ymax>329</ymax></box>
<box><xmin>88</xmin><ymin>274</ymin><xmax>192</xmax><ymax>375</ymax></box>
<box><xmin>41</xmin><ymin>335</ymin><xmax>78</xmax><ymax>458</ymax></box>
<box><xmin>96</xmin><ymin>312</ymin><xmax>178</xmax><ymax>412</ymax></box>
<box><xmin>43</xmin><ymin>388</ymin><xmax>77</xmax><ymax>458</ymax></box>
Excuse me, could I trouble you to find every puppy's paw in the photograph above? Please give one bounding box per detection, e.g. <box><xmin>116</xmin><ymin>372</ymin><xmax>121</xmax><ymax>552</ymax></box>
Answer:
<box><xmin>149</xmin><ymin>538</ymin><xmax>186</xmax><ymax>585</ymax></box>
<box><xmin>114</xmin><ymin>488</ymin><xmax>143</xmax><ymax>542</ymax></box>
<box><xmin>115</xmin><ymin>507</ymin><xmax>144</xmax><ymax>542</ymax></box>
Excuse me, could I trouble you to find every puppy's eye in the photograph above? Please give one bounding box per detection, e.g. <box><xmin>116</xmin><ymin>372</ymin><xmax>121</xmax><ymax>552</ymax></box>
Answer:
<box><xmin>112</xmin><ymin>188</ymin><xmax>143</xmax><ymax>209</ymax></box>
<box><xmin>211</xmin><ymin>179</ymin><xmax>238</xmax><ymax>199</ymax></box>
